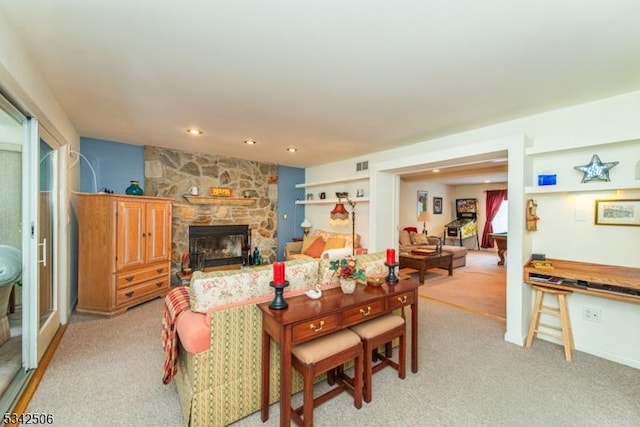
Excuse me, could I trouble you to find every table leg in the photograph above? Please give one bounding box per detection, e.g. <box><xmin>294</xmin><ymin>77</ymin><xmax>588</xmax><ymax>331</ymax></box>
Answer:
<box><xmin>260</xmin><ymin>329</ymin><xmax>270</xmax><ymax>422</ymax></box>
<box><xmin>279</xmin><ymin>332</ymin><xmax>292</xmax><ymax>426</ymax></box>
<box><xmin>497</xmin><ymin>249</ymin><xmax>505</xmax><ymax>265</ymax></box>
<box><xmin>411</xmin><ymin>295</ymin><xmax>419</xmax><ymax>373</ymax></box>
<box><xmin>447</xmin><ymin>259</ymin><xmax>453</xmax><ymax>276</ymax></box>
<box><xmin>418</xmin><ymin>264</ymin><xmax>425</xmax><ymax>284</ymax></box>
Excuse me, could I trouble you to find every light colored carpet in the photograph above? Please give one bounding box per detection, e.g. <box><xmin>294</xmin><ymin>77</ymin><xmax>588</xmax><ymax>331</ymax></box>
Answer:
<box><xmin>407</xmin><ymin>250</ymin><xmax>506</xmax><ymax>320</ymax></box>
<box><xmin>26</xmin><ymin>287</ymin><xmax>640</xmax><ymax>426</ymax></box>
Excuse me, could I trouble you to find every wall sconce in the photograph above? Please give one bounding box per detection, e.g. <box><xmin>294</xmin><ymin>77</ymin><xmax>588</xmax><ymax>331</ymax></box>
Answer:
<box><xmin>417</xmin><ymin>211</ymin><xmax>431</xmax><ymax>234</ymax></box>
<box><xmin>300</xmin><ymin>218</ymin><xmax>312</xmax><ymax>236</ymax></box>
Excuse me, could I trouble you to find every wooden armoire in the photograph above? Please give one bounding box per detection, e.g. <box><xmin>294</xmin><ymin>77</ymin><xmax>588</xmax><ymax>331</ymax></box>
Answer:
<box><xmin>76</xmin><ymin>193</ymin><xmax>173</xmax><ymax>316</ymax></box>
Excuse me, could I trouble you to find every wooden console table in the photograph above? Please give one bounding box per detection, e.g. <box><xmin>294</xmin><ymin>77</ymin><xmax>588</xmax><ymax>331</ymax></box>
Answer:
<box><xmin>523</xmin><ymin>258</ymin><xmax>640</xmax><ymax>304</ymax></box>
<box><xmin>259</xmin><ymin>279</ymin><xmax>421</xmax><ymax>426</ymax></box>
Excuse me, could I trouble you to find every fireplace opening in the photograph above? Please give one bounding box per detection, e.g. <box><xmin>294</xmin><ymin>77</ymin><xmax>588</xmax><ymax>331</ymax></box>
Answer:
<box><xmin>189</xmin><ymin>225</ymin><xmax>251</xmax><ymax>270</ymax></box>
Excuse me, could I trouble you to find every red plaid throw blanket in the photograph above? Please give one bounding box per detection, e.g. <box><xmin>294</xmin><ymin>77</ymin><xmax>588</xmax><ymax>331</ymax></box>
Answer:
<box><xmin>162</xmin><ymin>286</ymin><xmax>191</xmax><ymax>385</ymax></box>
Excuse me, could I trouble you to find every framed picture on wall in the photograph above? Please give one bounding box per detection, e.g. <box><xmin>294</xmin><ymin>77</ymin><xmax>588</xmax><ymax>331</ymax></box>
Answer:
<box><xmin>417</xmin><ymin>190</ymin><xmax>428</xmax><ymax>216</ymax></box>
<box><xmin>595</xmin><ymin>199</ymin><xmax>640</xmax><ymax>226</ymax></box>
<box><xmin>433</xmin><ymin>197</ymin><xmax>443</xmax><ymax>214</ymax></box>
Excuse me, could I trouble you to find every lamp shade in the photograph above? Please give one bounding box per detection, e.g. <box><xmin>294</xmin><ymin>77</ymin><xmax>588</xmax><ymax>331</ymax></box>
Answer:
<box><xmin>300</xmin><ymin>218</ymin><xmax>312</xmax><ymax>228</ymax></box>
<box><xmin>329</xmin><ymin>203</ymin><xmax>349</xmax><ymax>226</ymax></box>
<box><xmin>417</xmin><ymin>211</ymin><xmax>431</xmax><ymax>222</ymax></box>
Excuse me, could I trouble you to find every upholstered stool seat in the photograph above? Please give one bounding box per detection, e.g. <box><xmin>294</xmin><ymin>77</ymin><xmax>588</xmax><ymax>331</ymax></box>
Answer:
<box><xmin>291</xmin><ymin>328</ymin><xmax>363</xmax><ymax>427</ymax></box>
<box><xmin>525</xmin><ymin>285</ymin><xmax>574</xmax><ymax>361</ymax></box>
<box><xmin>349</xmin><ymin>313</ymin><xmax>406</xmax><ymax>403</ymax></box>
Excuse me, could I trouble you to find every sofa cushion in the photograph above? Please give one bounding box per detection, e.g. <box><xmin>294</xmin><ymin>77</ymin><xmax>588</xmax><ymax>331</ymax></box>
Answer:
<box><xmin>301</xmin><ymin>235</ymin><xmax>321</xmax><ymax>253</ymax></box>
<box><xmin>324</xmin><ymin>236</ymin><xmax>346</xmax><ymax>250</ymax></box>
<box><xmin>313</xmin><ymin>229</ymin><xmax>360</xmax><ymax>249</ymax></box>
<box><xmin>303</xmin><ymin>237</ymin><xmax>326</xmax><ymax>257</ymax></box>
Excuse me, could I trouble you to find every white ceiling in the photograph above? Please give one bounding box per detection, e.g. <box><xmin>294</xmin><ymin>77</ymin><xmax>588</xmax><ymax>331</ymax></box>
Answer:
<box><xmin>2</xmin><ymin>1</ymin><xmax>640</xmax><ymax>169</ymax></box>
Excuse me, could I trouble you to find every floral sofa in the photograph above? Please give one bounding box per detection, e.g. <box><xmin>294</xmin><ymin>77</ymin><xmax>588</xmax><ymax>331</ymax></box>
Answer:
<box><xmin>171</xmin><ymin>252</ymin><xmax>386</xmax><ymax>426</ymax></box>
<box><xmin>399</xmin><ymin>229</ymin><xmax>468</xmax><ymax>269</ymax></box>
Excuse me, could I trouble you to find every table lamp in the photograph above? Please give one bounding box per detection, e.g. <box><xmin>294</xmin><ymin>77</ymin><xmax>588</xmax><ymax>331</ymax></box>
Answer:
<box><xmin>300</xmin><ymin>218</ymin><xmax>312</xmax><ymax>236</ymax></box>
<box><xmin>418</xmin><ymin>211</ymin><xmax>431</xmax><ymax>235</ymax></box>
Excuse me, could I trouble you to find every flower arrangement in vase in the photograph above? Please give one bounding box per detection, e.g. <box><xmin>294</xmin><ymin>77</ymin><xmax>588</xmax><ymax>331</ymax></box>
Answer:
<box><xmin>329</xmin><ymin>256</ymin><xmax>366</xmax><ymax>294</ymax></box>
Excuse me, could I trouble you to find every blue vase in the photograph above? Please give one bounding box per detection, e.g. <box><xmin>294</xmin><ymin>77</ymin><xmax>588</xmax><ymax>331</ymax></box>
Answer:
<box><xmin>125</xmin><ymin>180</ymin><xmax>144</xmax><ymax>196</ymax></box>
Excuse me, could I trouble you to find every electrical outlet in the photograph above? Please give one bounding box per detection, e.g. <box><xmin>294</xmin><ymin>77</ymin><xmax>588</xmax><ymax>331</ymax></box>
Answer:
<box><xmin>583</xmin><ymin>307</ymin><xmax>602</xmax><ymax>322</ymax></box>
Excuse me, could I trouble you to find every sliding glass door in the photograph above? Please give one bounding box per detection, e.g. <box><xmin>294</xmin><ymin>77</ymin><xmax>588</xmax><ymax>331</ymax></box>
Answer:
<box><xmin>0</xmin><ymin>95</ymin><xmax>62</xmax><ymax>413</ymax></box>
<box><xmin>0</xmin><ymin>94</ymin><xmax>27</xmax><ymax>411</ymax></box>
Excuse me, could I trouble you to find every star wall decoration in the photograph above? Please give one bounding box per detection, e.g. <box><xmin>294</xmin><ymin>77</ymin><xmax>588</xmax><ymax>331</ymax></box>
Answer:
<box><xmin>573</xmin><ymin>154</ymin><xmax>619</xmax><ymax>183</ymax></box>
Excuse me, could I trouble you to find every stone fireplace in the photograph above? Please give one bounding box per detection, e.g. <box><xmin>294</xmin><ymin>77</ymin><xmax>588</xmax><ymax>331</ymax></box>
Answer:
<box><xmin>189</xmin><ymin>224</ymin><xmax>251</xmax><ymax>269</ymax></box>
<box><xmin>142</xmin><ymin>146</ymin><xmax>278</xmax><ymax>282</ymax></box>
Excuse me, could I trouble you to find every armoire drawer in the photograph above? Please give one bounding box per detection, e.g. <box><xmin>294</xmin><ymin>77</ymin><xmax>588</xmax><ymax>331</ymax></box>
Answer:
<box><xmin>116</xmin><ymin>263</ymin><xmax>169</xmax><ymax>289</ymax></box>
<box><xmin>116</xmin><ymin>279</ymin><xmax>169</xmax><ymax>305</ymax></box>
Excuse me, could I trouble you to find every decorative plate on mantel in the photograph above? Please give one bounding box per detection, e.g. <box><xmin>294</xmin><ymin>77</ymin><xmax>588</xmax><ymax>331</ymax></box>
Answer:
<box><xmin>183</xmin><ymin>195</ymin><xmax>256</xmax><ymax>206</ymax></box>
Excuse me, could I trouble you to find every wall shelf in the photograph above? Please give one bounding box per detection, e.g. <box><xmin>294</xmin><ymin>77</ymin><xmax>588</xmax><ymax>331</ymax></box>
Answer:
<box><xmin>295</xmin><ymin>174</ymin><xmax>369</xmax><ymax>189</ymax></box>
<box><xmin>524</xmin><ymin>182</ymin><xmax>640</xmax><ymax>194</ymax></box>
<box><xmin>525</xmin><ymin>137</ymin><xmax>640</xmax><ymax>156</ymax></box>
<box><xmin>183</xmin><ymin>195</ymin><xmax>257</xmax><ymax>205</ymax></box>
<box><xmin>295</xmin><ymin>197</ymin><xmax>370</xmax><ymax>205</ymax></box>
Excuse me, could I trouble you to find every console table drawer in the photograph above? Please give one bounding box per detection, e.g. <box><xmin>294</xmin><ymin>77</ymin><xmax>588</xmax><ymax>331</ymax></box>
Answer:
<box><xmin>292</xmin><ymin>314</ymin><xmax>340</xmax><ymax>342</ymax></box>
<box><xmin>389</xmin><ymin>291</ymin><xmax>415</xmax><ymax>310</ymax></box>
<box><xmin>342</xmin><ymin>299</ymin><xmax>386</xmax><ymax>326</ymax></box>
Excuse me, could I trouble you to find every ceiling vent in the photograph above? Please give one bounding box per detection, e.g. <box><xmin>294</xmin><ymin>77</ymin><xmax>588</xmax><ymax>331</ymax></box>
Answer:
<box><xmin>356</xmin><ymin>160</ymin><xmax>369</xmax><ymax>172</ymax></box>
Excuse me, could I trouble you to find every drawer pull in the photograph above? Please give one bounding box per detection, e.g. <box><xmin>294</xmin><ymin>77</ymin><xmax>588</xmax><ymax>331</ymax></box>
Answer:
<box><xmin>125</xmin><ymin>291</ymin><xmax>134</xmax><ymax>298</ymax></box>
<box><xmin>359</xmin><ymin>306</ymin><xmax>372</xmax><ymax>316</ymax></box>
<box><xmin>156</xmin><ymin>282</ymin><xmax>163</xmax><ymax>287</ymax></box>
<box><xmin>125</xmin><ymin>276</ymin><xmax>134</xmax><ymax>282</ymax></box>
<box><xmin>156</xmin><ymin>268</ymin><xmax>164</xmax><ymax>273</ymax></box>
<box><xmin>309</xmin><ymin>320</ymin><xmax>325</xmax><ymax>332</ymax></box>
<box><xmin>397</xmin><ymin>296</ymin><xmax>408</xmax><ymax>304</ymax></box>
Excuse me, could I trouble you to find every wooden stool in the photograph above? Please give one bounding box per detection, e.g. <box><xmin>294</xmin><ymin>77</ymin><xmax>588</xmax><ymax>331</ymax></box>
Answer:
<box><xmin>525</xmin><ymin>285</ymin><xmax>574</xmax><ymax>361</ymax></box>
<box><xmin>349</xmin><ymin>313</ymin><xmax>406</xmax><ymax>403</ymax></box>
<box><xmin>291</xmin><ymin>329</ymin><xmax>363</xmax><ymax>427</ymax></box>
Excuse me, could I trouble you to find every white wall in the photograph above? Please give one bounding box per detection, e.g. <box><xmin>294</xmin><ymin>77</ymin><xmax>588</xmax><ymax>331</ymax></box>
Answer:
<box><xmin>305</xmin><ymin>91</ymin><xmax>640</xmax><ymax>368</ymax></box>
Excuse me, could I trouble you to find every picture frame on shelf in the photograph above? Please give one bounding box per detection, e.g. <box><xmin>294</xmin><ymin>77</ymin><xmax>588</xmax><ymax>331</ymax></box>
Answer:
<box><xmin>433</xmin><ymin>197</ymin><xmax>443</xmax><ymax>214</ymax></box>
<box><xmin>417</xmin><ymin>190</ymin><xmax>428</xmax><ymax>216</ymax></box>
<box><xmin>595</xmin><ymin>199</ymin><xmax>640</xmax><ymax>226</ymax></box>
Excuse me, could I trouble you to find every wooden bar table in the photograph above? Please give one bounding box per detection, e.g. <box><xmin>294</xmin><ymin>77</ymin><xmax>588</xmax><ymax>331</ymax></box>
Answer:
<box><xmin>259</xmin><ymin>279</ymin><xmax>421</xmax><ymax>426</ymax></box>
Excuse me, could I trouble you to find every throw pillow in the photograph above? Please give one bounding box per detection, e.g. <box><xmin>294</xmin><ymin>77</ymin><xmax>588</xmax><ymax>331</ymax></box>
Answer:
<box><xmin>324</xmin><ymin>237</ymin><xmax>346</xmax><ymax>250</ymax></box>
<box><xmin>301</xmin><ymin>235</ymin><xmax>320</xmax><ymax>253</ymax></box>
<box><xmin>303</xmin><ymin>237</ymin><xmax>326</xmax><ymax>258</ymax></box>
<box><xmin>411</xmin><ymin>233</ymin><xmax>429</xmax><ymax>245</ymax></box>
<box><xmin>399</xmin><ymin>230</ymin><xmax>412</xmax><ymax>245</ymax></box>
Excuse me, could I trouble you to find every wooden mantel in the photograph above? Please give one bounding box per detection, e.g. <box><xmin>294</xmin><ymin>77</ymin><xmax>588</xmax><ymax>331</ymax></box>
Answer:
<box><xmin>182</xmin><ymin>195</ymin><xmax>257</xmax><ymax>206</ymax></box>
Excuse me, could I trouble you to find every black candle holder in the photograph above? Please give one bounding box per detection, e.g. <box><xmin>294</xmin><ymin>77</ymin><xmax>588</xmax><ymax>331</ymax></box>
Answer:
<box><xmin>385</xmin><ymin>262</ymin><xmax>399</xmax><ymax>284</ymax></box>
<box><xmin>269</xmin><ymin>280</ymin><xmax>289</xmax><ymax>310</ymax></box>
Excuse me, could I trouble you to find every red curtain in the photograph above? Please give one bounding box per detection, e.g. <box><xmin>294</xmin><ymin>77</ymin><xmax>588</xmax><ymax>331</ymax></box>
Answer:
<box><xmin>481</xmin><ymin>189</ymin><xmax>507</xmax><ymax>248</ymax></box>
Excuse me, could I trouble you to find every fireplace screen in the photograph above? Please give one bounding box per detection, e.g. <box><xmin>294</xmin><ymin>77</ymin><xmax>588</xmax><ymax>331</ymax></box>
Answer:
<box><xmin>189</xmin><ymin>225</ymin><xmax>250</xmax><ymax>270</ymax></box>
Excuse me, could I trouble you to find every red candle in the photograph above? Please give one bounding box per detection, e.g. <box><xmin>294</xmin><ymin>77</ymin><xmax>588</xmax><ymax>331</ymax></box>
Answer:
<box><xmin>273</xmin><ymin>262</ymin><xmax>285</xmax><ymax>284</ymax></box>
<box><xmin>386</xmin><ymin>248</ymin><xmax>396</xmax><ymax>264</ymax></box>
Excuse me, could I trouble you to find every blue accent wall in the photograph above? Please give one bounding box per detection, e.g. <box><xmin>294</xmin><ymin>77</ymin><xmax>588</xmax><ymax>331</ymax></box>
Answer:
<box><xmin>80</xmin><ymin>137</ymin><xmax>144</xmax><ymax>193</ymax></box>
<box><xmin>277</xmin><ymin>165</ymin><xmax>305</xmax><ymax>261</ymax></box>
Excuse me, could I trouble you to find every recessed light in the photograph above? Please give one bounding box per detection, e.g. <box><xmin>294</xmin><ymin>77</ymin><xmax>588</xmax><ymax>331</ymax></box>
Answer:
<box><xmin>244</xmin><ymin>140</ymin><xmax>257</xmax><ymax>145</ymax></box>
<box><xmin>432</xmin><ymin>169</ymin><xmax>440</xmax><ymax>173</ymax></box>
<box><xmin>484</xmin><ymin>180</ymin><xmax>492</xmax><ymax>183</ymax></box>
<box><xmin>286</xmin><ymin>147</ymin><xmax>297</xmax><ymax>153</ymax></box>
<box><xmin>186</xmin><ymin>129</ymin><xmax>203</xmax><ymax>135</ymax></box>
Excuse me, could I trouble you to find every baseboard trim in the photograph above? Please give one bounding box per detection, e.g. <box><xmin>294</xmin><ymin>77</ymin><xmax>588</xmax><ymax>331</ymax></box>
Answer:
<box><xmin>8</xmin><ymin>323</ymin><xmax>68</xmax><ymax>421</ymax></box>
